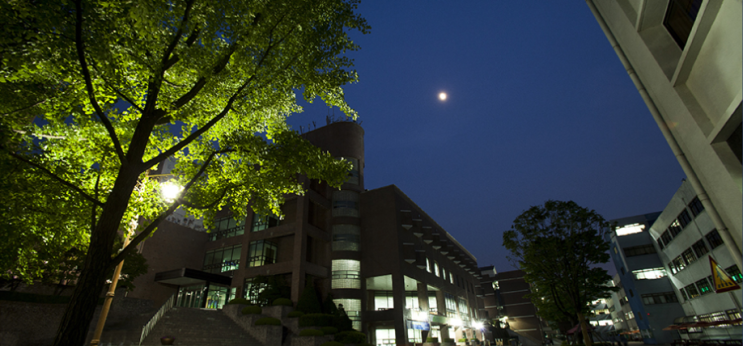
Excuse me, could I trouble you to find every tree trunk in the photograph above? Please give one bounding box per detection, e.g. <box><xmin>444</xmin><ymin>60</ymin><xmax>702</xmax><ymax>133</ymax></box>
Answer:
<box><xmin>576</xmin><ymin>312</ymin><xmax>592</xmax><ymax>346</ymax></box>
<box><xmin>53</xmin><ymin>167</ymin><xmax>140</xmax><ymax>346</ymax></box>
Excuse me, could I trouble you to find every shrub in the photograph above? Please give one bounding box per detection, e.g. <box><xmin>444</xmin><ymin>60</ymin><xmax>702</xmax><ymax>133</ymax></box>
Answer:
<box><xmin>296</xmin><ymin>281</ymin><xmax>322</xmax><ymax>313</ymax></box>
<box><xmin>299</xmin><ymin>329</ymin><xmax>325</xmax><ymax>337</ymax></box>
<box><xmin>458</xmin><ymin>338</ymin><xmax>468</xmax><ymax>342</ymax></box>
<box><xmin>320</xmin><ymin>326</ymin><xmax>338</xmax><ymax>335</ymax></box>
<box><xmin>426</xmin><ymin>337</ymin><xmax>438</xmax><ymax>342</ymax></box>
<box><xmin>241</xmin><ymin>306</ymin><xmax>262</xmax><ymax>315</ymax></box>
<box><xmin>299</xmin><ymin>313</ymin><xmax>335</xmax><ymax>327</ymax></box>
<box><xmin>320</xmin><ymin>342</ymin><xmax>343</xmax><ymax>346</ymax></box>
<box><xmin>273</xmin><ymin>298</ymin><xmax>293</xmax><ymax>306</ymax></box>
<box><xmin>255</xmin><ymin>317</ymin><xmax>281</xmax><ymax>326</ymax></box>
<box><xmin>288</xmin><ymin>310</ymin><xmax>305</xmax><ymax>318</ymax></box>
<box><xmin>228</xmin><ymin>298</ymin><xmax>251</xmax><ymax>305</ymax></box>
<box><xmin>334</xmin><ymin>331</ymin><xmax>367</xmax><ymax>344</ymax></box>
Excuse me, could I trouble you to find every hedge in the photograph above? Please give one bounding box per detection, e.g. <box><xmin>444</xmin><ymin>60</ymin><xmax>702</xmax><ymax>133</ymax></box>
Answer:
<box><xmin>320</xmin><ymin>342</ymin><xmax>343</xmax><ymax>346</ymax></box>
<box><xmin>299</xmin><ymin>329</ymin><xmax>325</xmax><ymax>337</ymax></box>
<box><xmin>255</xmin><ymin>317</ymin><xmax>281</xmax><ymax>326</ymax></box>
<box><xmin>273</xmin><ymin>298</ymin><xmax>293</xmax><ymax>306</ymax></box>
<box><xmin>241</xmin><ymin>305</ymin><xmax>262</xmax><ymax>315</ymax></box>
<box><xmin>320</xmin><ymin>326</ymin><xmax>338</xmax><ymax>335</ymax></box>
<box><xmin>287</xmin><ymin>310</ymin><xmax>305</xmax><ymax>318</ymax></box>
<box><xmin>334</xmin><ymin>331</ymin><xmax>367</xmax><ymax>344</ymax></box>
<box><xmin>228</xmin><ymin>298</ymin><xmax>251</xmax><ymax>305</ymax></box>
<box><xmin>299</xmin><ymin>313</ymin><xmax>334</xmax><ymax>327</ymax></box>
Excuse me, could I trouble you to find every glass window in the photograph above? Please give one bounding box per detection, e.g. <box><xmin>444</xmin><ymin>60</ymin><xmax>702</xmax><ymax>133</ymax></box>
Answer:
<box><xmin>332</xmin><ymin>224</ymin><xmax>360</xmax><ymax>251</ymax></box>
<box><xmin>696</xmin><ymin>278</ymin><xmax>712</xmax><ymax>296</ymax></box>
<box><xmin>632</xmin><ymin>267</ymin><xmax>667</xmax><ymax>280</ymax></box>
<box><xmin>374</xmin><ymin>291</ymin><xmax>394</xmax><ymax>310</ymax></box>
<box><xmin>692</xmin><ymin>239</ymin><xmax>708</xmax><ymax>258</ymax></box>
<box><xmin>449</xmin><ymin>272</ymin><xmax>454</xmax><ymax>285</ymax></box>
<box><xmin>203</xmin><ymin>245</ymin><xmax>241</xmax><ymax>273</ymax></box>
<box><xmin>657</xmin><ymin>238</ymin><xmax>665</xmax><ymax>250</ymax></box>
<box><xmin>252</xmin><ymin>212</ymin><xmax>279</xmax><ymax>232</ymax></box>
<box><xmin>677</xmin><ymin>210</ymin><xmax>692</xmax><ymax>229</ymax></box>
<box><xmin>672</xmin><ymin>256</ymin><xmax>686</xmax><ymax>272</ymax></box>
<box><xmin>334</xmin><ymin>298</ymin><xmax>362</xmax><ymax>331</ymax></box>
<box><xmin>375</xmin><ymin>328</ymin><xmax>395</xmax><ymax>346</ymax></box>
<box><xmin>663</xmin><ymin>0</ymin><xmax>703</xmax><ymax>48</ymax></box>
<box><xmin>661</xmin><ymin>230</ymin><xmax>674</xmax><ymax>245</ymax></box>
<box><xmin>434</xmin><ymin>261</ymin><xmax>440</xmax><ymax>277</ymax></box>
<box><xmin>685</xmin><ymin>283</ymin><xmax>700</xmax><ymax>299</ymax></box>
<box><xmin>428</xmin><ymin>292</ymin><xmax>438</xmax><ymax>313</ymax></box>
<box><xmin>247</xmin><ymin>240</ymin><xmax>277</xmax><ymax>267</ymax></box>
<box><xmin>341</xmin><ymin>157</ymin><xmax>360</xmax><ymax>185</ymax></box>
<box><xmin>444</xmin><ymin>293</ymin><xmax>457</xmax><ymax>316</ymax></box>
<box><xmin>688</xmin><ymin>197</ymin><xmax>704</xmax><ymax>216</ymax></box>
<box><xmin>642</xmin><ymin>292</ymin><xmax>679</xmax><ymax>305</ymax></box>
<box><xmin>332</xmin><ymin>190</ymin><xmax>359</xmax><ymax>217</ymax></box>
<box><xmin>682</xmin><ymin>248</ymin><xmax>697</xmax><ymax>265</ymax></box>
<box><xmin>668</xmin><ymin>262</ymin><xmax>678</xmax><ymax>275</ymax></box>
<box><xmin>405</xmin><ymin>292</ymin><xmax>420</xmax><ymax>310</ymax></box>
<box><xmin>209</xmin><ymin>216</ymin><xmax>243</xmax><ymax>241</ymax></box>
<box><xmin>669</xmin><ymin>220</ymin><xmax>683</xmax><ymax>237</ymax></box>
<box><xmin>332</xmin><ymin>259</ymin><xmax>360</xmax><ymax>289</ymax></box>
<box><xmin>679</xmin><ymin>287</ymin><xmax>689</xmax><ymax>301</ymax></box>
<box><xmin>458</xmin><ymin>298</ymin><xmax>468</xmax><ymax>316</ymax></box>
<box><xmin>726</xmin><ymin>265</ymin><xmax>742</xmax><ymax>283</ymax></box>
<box><xmin>706</xmin><ymin>229</ymin><xmax>724</xmax><ymax>249</ymax></box>
<box><xmin>623</xmin><ymin>244</ymin><xmax>657</xmax><ymax>257</ymax></box>
<box><xmin>426</xmin><ymin>258</ymin><xmax>431</xmax><ymax>273</ymax></box>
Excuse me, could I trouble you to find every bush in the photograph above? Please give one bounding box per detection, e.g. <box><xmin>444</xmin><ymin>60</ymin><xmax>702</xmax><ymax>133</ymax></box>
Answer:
<box><xmin>255</xmin><ymin>317</ymin><xmax>281</xmax><ymax>326</ymax></box>
<box><xmin>241</xmin><ymin>305</ymin><xmax>262</xmax><ymax>315</ymax></box>
<box><xmin>458</xmin><ymin>338</ymin><xmax>468</xmax><ymax>342</ymax></box>
<box><xmin>299</xmin><ymin>313</ymin><xmax>335</xmax><ymax>327</ymax></box>
<box><xmin>273</xmin><ymin>298</ymin><xmax>293</xmax><ymax>306</ymax></box>
<box><xmin>444</xmin><ymin>338</ymin><xmax>456</xmax><ymax>343</ymax></box>
<box><xmin>334</xmin><ymin>331</ymin><xmax>367</xmax><ymax>344</ymax></box>
<box><xmin>320</xmin><ymin>326</ymin><xmax>338</xmax><ymax>335</ymax></box>
<box><xmin>320</xmin><ymin>342</ymin><xmax>343</xmax><ymax>346</ymax></box>
<box><xmin>426</xmin><ymin>337</ymin><xmax>438</xmax><ymax>342</ymax></box>
<box><xmin>299</xmin><ymin>329</ymin><xmax>325</xmax><ymax>337</ymax></box>
<box><xmin>296</xmin><ymin>281</ymin><xmax>322</xmax><ymax>313</ymax></box>
<box><xmin>228</xmin><ymin>298</ymin><xmax>251</xmax><ymax>305</ymax></box>
<box><xmin>288</xmin><ymin>310</ymin><xmax>305</xmax><ymax>318</ymax></box>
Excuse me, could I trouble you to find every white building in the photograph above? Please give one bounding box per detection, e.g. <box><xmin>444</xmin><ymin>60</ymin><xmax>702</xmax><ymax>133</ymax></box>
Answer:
<box><xmin>586</xmin><ymin>0</ymin><xmax>742</xmax><ymax>273</ymax></box>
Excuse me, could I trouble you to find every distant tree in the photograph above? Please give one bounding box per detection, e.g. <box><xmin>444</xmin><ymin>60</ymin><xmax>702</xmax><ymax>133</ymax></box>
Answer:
<box><xmin>0</xmin><ymin>0</ymin><xmax>368</xmax><ymax>345</ymax></box>
<box><xmin>503</xmin><ymin>200</ymin><xmax>617</xmax><ymax>346</ymax></box>
<box><xmin>323</xmin><ymin>292</ymin><xmax>339</xmax><ymax>315</ymax></box>
<box><xmin>296</xmin><ymin>280</ymin><xmax>322</xmax><ymax>314</ymax></box>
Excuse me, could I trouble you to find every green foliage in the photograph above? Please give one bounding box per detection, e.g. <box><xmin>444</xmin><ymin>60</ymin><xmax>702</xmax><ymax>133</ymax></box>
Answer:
<box><xmin>323</xmin><ymin>293</ymin><xmax>338</xmax><ymax>315</ymax></box>
<box><xmin>334</xmin><ymin>331</ymin><xmax>366</xmax><ymax>344</ymax></box>
<box><xmin>248</xmin><ymin>275</ymin><xmax>291</xmax><ymax>307</ymax></box>
<box><xmin>458</xmin><ymin>338</ymin><xmax>468</xmax><ymax>342</ymax></box>
<box><xmin>426</xmin><ymin>337</ymin><xmax>438</xmax><ymax>342</ymax></box>
<box><xmin>272</xmin><ymin>297</ymin><xmax>293</xmax><ymax>306</ymax></box>
<box><xmin>241</xmin><ymin>305</ymin><xmax>262</xmax><ymax>315</ymax></box>
<box><xmin>502</xmin><ymin>200</ymin><xmax>617</xmax><ymax>346</ymax></box>
<box><xmin>296</xmin><ymin>281</ymin><xmax>322</xmax><ymax>313</ymax></box>
<box><xmin>320</xmin><ymin>342</ymin><xmax>343</xmax><ymax>346</ymax></box>
<box><xmin>320</xmin><ymin>326</ymin><xmax>338</xmax><ymax>335</ymax></box>
<box><xmin>299</xmin><ymin>313</ymin><xmax>334</xmax><ymax>327</ymax></box>
<box><xmin>0</xmin><ymin>0</ymin><xmax>368</xmax><ymax>344</ymax></box>
<box><xmin>254</xmin><ymin>317</ymin><xmax>281</xmax><ymax>326</ymax></box>
<box><xmin>228</xmin><ymin>298</ymin><xmax>251</xmax><ymax>305</ymax></box>
<box><xmin>299</xmin><ymin>329</ymin><xmax>325</xmax><ymax>337</ymax></box>
<box><xmin>288</xmin><ymin>310</ymin><xmax>305</xmax><ymax>318</ymax></box>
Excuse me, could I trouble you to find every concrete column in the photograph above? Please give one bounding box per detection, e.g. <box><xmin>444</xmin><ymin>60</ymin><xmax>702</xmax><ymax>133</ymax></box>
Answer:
<box><xmin>393</xmin><ymin>275</ymin><xmax>407</xmax><ymax>345</ymax></box>
<box><xmin>291</xmin><ymin>195</ymin><xmax>308</xmax><ymax>302</ymax></box>
<box><xmin>417</xmin><ymin>282</ymin><xmax>429</xmax><ymax>311</ymax></box>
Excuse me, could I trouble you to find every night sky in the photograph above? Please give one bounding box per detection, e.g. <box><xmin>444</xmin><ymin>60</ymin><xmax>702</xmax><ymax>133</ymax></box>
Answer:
<box><xmin>288</xmin><ymin>2</ymin><xmax>686</xmax><ymax>274</ymax></box>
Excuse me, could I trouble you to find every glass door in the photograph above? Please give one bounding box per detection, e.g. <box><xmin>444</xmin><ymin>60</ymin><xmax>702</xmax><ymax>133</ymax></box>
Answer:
<box><xmin>177</xmin><ymin>284</ymin><xmax>205</xmax><ymax>308</ymax></box>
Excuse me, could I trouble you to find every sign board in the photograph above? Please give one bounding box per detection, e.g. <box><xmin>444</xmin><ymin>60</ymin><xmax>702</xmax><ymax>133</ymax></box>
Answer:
<box><xmin>407</xmin><ymin>320</ymin><xmax>430</xmax><ymax>331</ymax></box>
<box><xmin>709</xmin><ymin>256</ymin><xmax>740</xmax><ymax>293</ymax></box>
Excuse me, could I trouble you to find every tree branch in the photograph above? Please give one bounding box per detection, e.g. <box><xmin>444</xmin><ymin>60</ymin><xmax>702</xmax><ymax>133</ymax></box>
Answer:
<box><xmin>74</xmin><ymin>0</ymin><xmax>126</xmax><ymax>164</ymax></box>
<box><xmin>3</xmin><ymin>148</ymin><xmax>104</xmax><ymax>207</ymax></box>
<box><xmin>90</xmin><ymin>164</ymin><xmax>102</xmax><ymax>233</ymax></box>
<box><xmin>110</xmin><ymin>149</ymin><xmax>226</xmax><ymax>266</ymax></box>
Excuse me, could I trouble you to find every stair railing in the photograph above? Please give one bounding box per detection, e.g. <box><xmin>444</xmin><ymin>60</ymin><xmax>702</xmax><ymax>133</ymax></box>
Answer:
<box><xmin>139</xmin><ymin>293</ymin><xmax>176</xmax><ymax>345</ymax></box>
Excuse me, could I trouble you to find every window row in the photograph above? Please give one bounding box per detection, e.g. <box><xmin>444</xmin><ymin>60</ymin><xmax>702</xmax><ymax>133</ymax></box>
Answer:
<box><xmin>679</xmin><ymin>265</ymin><xmax>742</xmax><ymax>301</ymax></box>
<box><xmin>203</xmin><ymin>245</ymin><xmax>241</xmax><ymax>273</ymax></box>
<box><xmin>656</xmin><ymin>197</ymin><xmax>705</xmax><ymax>249</ymax></box>
<box><xmin>623</xmin><ymin>244</ymin><xmax>657</xmax><ymax>257</ymax></box>
<box><xmin>667</xmin><ymin>232</ymin><xmax>721</xmax><ymax>274</ymax></box>
<box><xmin>209</xmin><ymin>216</ymin><xmax>244</xmax><ymax>241</ymax></box>
<box><xmin>641</xmin><ymin>291</ymin><xmax>678</xmax><ymax>305</ymax></box>
<box><xmin>632</xmin><ymin>267</ymin><xmax>667</xmax><ymax>280</ymax></box>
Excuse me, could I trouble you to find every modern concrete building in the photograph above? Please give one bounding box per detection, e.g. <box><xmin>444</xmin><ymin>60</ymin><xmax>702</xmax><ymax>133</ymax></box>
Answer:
<box><xmin>648</xmin><ymin>180</ymin><xmax>742</xmax><ymax>341</ymax></box>
<box><xmin>129</xmin><ymin>121</ymin><xmax>487</xmax><ymax>345</ymax></box>
<box><xmin>586</xmin><ymin>0</ymin><xmax>742</xmax><ymax>274</ymax></box>
<box><xmin>478</xmin><ymin>268</ymin><xmax>545</xmax><ymax>346</ymax></box>
<box><xmin>607</xmin><ymin>213</ymin><xmax>686</xmax><ymax>344</ymax></box>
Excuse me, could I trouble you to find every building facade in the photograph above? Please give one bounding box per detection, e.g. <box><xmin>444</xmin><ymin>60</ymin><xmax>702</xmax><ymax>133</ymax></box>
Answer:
<box><xmin>129</xmin><ymin>121</ymin><xmax>487</xmax><ymax>345</ymax></box>
<box><xmin>586</xmin><ymin>0</ymin><xmax>742</xmax><ymax>273</ymax></box>
<box><xmin>648</xmin><ymin>180</ymin><xmax>742</xmax><ymax>341</ymax></box>
<box><xmin>607</xmin><ymin>213</ymin><xmax>686</xmax><ymax>344</ymax></box>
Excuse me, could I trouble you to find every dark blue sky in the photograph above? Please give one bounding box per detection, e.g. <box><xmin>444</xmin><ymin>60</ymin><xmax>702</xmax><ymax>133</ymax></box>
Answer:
<box><xmin>289</xmin><ymin>2</ymin><xmax>686</xmax><ymax>274</ymax></box>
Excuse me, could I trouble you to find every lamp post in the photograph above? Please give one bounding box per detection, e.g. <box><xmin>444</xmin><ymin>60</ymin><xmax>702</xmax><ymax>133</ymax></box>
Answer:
<box><xmin>89</xmin><ymin>174</ymin><xmax>180</xmax><ymax>346</ymax></box>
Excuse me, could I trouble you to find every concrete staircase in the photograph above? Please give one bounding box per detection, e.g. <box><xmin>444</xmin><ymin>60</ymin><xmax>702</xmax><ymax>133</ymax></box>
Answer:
<box><xmin>139</xmin><ymin>307</ymin><xmax>262</xmax><ymax>346</ymax></box>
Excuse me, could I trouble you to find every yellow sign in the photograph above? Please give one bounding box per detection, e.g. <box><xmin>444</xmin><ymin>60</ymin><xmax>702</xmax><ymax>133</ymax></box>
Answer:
<box><xmin>709</xmin><ymin>257</ymin><xmax>740</xmax><ymax>293</ymax></box>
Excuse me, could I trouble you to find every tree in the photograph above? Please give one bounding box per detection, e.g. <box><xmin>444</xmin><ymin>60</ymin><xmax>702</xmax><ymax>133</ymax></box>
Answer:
<box><xmin>502</xmin><ymin>200</ymin><xmax>617</xmax><ymax>346</ymax></box>
<box><xmin>0</xmin><ymin>0</ymin><xmax>369</xmax><ymax>345</ymax></box>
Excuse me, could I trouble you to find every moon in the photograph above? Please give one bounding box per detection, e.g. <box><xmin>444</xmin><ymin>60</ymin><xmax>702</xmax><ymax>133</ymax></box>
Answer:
<box><xmin>438</xmin><ymin>92</ymin><xmax>447</xmax><ymax>101</ymax></box>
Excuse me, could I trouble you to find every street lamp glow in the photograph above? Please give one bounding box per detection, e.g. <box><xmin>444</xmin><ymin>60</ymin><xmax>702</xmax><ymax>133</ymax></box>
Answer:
<box><xmin>473</xmin><ymin>321</ymin><xmax>484</xmax><ymax>330</ymax></box>
<box><xmin>161</xmin><ymin>181</ymin><xmax>183</xmax><ymax>202</ymax></box>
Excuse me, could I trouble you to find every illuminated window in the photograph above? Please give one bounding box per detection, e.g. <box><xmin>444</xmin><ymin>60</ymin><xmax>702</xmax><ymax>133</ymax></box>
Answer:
<box><xmin>444</xmin><ymin>293</ymin><xmax>457</xmax><ymax>316</ymax></box>
<box><xmin>696</xmin><ymin>278</ymin><xmax>712</xmax><ymax>295</ymax></box>
<box><xmin>248</xmin><ymin>241</ymin><xmax>277</xmax><ymax>267</ymax></box>
<box><xmin>677</xmin><ymin>210</ymin><xmax>692</xmax><ymax>229</ymax></box>
<box><xmin>685</xmin><ymin>283</ymin><xmax>700</xmax><ymax>299</ymax></box>
<box><xmin>375</xmin><ymin>328</ymin><xmax>395</xmax><ymax>346</ymax></box>
<box><xmin>374</xmin><ymin>291</ymin><xmax>394</xmax><ymax>310</ymax></box>
<box><xmin>426</xmin><ymin>258</ymin><xmax>431</xmax><ymax>273</ymax></box>
<box><xmin>405</xmin><ymin>292</ymin><xmax>420</xmax><ymax>310</ymax></box>
<box><xmin>334</xmin><ymin>298</ymin><xmax>361</xmax><ymax>331</ymax></box>
<box><xmin>669</xmin><ymin>220</ymin><xmax>683</xmax><ymax>237</ymax></box>
<box><xmin>332</xmin><ymin>259</ymin><xmax>360</xmax><ymax>289</ymax></box>
<box><xmin>434</xmin><ymin>261</ymin><xmax>440</xmax><ymax>277</ymax></box>
<box><xmin>203</xmin><ymin>245</ymin><xmax>241</xmax><ymax>273</ymax></box>
<box><xmin>672</xmin><ymin>255</ymin><xmax>686</xmax><ymax>273</ymax></box>
<box><xmin>332</xmin><ymin>224</ymin><xmax>360</xmax><ymax>251</ymax></box>
<box><xmin>726</xmin><ymin>265</ymin><xmax>742</xmax><ymax>283</ymax></box>
<box><xmin>615</xmin><ymin>223</ymin><xmax>645</xmax><ymax>236</ymax></box>
<box><xmin>428</xmin><ymin>292</ymin><xmax>438</xmax><ymax>313</ymax></box>
<box><xmin>682</xmin><ymin>248</ymin><xmax>697</xmax><ymax>266</ymax></box>
<box><xmin>632</xmin><ymin>267</ymin><xmax>667</xmax><ymax>280</ymax></box>
<box><xmin>449</xmin><ymin>272</ymin><xmax>454</xmax><ymax>285</ymax></box>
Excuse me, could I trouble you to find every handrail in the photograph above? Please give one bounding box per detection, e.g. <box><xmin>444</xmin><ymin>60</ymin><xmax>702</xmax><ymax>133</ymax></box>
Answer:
<box><xmin>139</xmin><ymin>293</ymin><xmax>176</xmax><ymax>345</ymax></box>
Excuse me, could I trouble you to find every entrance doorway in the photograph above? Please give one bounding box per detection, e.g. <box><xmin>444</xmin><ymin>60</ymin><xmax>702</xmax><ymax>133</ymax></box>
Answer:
<box><xmin>177</xmin><ymin>284</ymin><xmax>205</xmax><ymax>308</ymax></box>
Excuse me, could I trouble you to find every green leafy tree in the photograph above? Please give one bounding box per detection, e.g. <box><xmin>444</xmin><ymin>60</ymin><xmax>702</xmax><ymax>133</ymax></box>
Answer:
<box><xmin>0</xmin><ymin>0</ymin><xmax>368</xmax><ymax>345</ymax></box>
<box><xmin>502</xmin><ymin>201</ymin><xmax>616</xmax><ymax>346</ymax></box>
